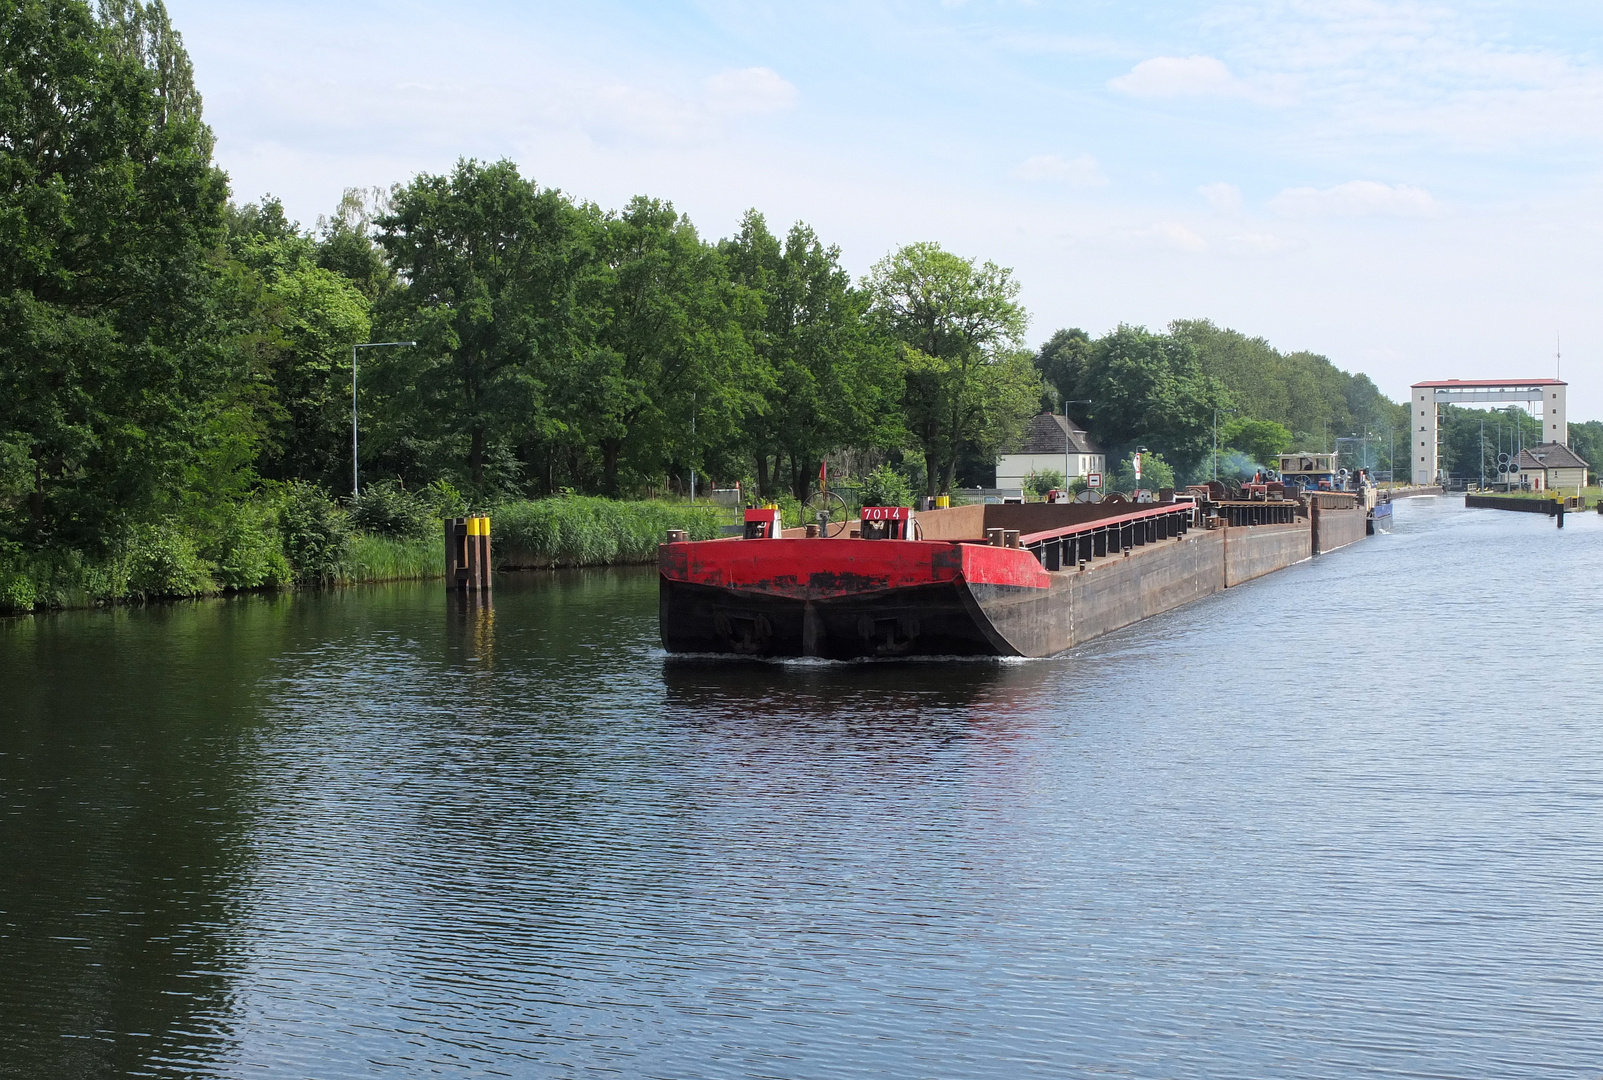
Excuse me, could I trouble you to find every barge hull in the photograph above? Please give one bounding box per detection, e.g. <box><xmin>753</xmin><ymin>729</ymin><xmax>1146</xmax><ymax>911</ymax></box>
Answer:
<box><xmin>660</xmin><ymin>578</ymin><xmax>1006</xmax><ymax>658</ymax></box>
<box><xmin>964</xmin><ymin>521</ymin><xmax>1312</xmax><ymax>657</ymax></box>
<box><xmin>661</xmin><ymin>517</ymin><xmax>1322</xmax><ymax>660</ymax></box>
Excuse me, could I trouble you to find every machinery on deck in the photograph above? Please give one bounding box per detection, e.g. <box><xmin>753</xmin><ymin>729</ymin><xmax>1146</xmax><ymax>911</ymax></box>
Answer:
<box><xmin>1277</xmin><ymin>452</ymin><xmax>1347</xmax><ymax>493</ymax></box>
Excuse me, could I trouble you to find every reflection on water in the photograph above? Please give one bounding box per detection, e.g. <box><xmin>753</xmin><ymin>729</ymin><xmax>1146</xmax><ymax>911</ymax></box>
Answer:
<box><xmin>4</xmin><ymin>499</ymin><xmax>1603</xmax><ymax>1078</ymax></box>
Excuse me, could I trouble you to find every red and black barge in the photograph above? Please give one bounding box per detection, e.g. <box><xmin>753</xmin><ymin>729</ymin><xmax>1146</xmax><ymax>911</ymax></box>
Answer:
<box><xmin>659</xmin><ymin>495</ymin><xmax>1350</xmax><ymax>660</ymax></box>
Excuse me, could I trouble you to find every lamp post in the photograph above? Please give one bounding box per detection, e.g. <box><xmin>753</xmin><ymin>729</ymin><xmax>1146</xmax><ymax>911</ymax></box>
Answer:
<box><xmin>1212</xmin><ymin>407</ymin><xmax>1236</xmax><ymax>481</ymax></box>
<box><xmin>1062</xmin><ymin>399</ymin><xmax>1091</xmax><ymax>494</ymax></box>
<box><xmin>351</xmin><ymin>341</ymin><xmax>415</xmax><ymax>496</ymax></box>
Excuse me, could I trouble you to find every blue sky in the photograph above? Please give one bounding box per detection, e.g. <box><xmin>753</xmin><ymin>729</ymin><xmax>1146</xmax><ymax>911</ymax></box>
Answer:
<box><xmin>168</xmin><ymin>0</ymin><xmax>1603</xmax><ymax>417</ymax></box>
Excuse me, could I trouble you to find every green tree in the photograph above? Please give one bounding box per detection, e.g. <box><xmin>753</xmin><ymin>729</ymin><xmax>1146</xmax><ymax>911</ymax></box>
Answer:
<box><xmin>1034</xmin><ymin>327</ymin><xmax>1091</xmax><ymax>411</ymax></box>
<box><xmin>1171</xmin><ymin>319</ymin><xmax>1394</xmax><ymax>452</ymax></box>
<box><xmin>721</xmin><ymin>211</ymin><xmax>899</xmax><ymax>500</ymax></box>
<box><xmin>375</xmin><ymin>159</ymin><xmax>584</xmax><ymax>491</ymax></box>
<box><xmin>868</xmin><ymin>242</ymin><xmax>1036</xmax><ymax>496</ymax></box>
<box><xmin>217</xmin><ymin>198</ymin><xmax>371</xmax><ymax>491</ymax></box>
<box><xmin>316</xmin><ymin>187</ymin><xmax>397</xmax><ymax>303</ymax></box>
<box><xmin>1437</xmin><ymin>405</ymin><xmax>1542</xmax><ymax>482</ymax></box>
<box><xmin>1023</xmin><ymin>469</ymin><xmax>1065</xmax><ymax>498</ymax></box>
<box><xmin>1046</xmin><ymin>325</ymin><xmax>1226</xmax><ymax>476</ymax></box>
<box><xmin>0</xmin><ymin>0</ymin><xmax>230</xmax><ymax>549</ymax></box>
<box><xmin>858</xmin><ymin>464</ymin><xmax>914</xmax><ymax>508</ymax></box>
<box><xmin>572</xmin><ymin>197</ymin><xmax>757</xmax><ymax>495</ymax></box>
<box><xmin>1222</xmin><ymin>417</ymin><xmax>1293</xmax><ymax>466</ymax></box>
<box><xmin>1111</xmin><ymin>451</ymin><xmax>1176</xmax><ymax>493</ymax></box>
<box><xmin>1568</xmin><ymin>420</ymin><xmax>1602</xmax><ymax>484</ymax></box>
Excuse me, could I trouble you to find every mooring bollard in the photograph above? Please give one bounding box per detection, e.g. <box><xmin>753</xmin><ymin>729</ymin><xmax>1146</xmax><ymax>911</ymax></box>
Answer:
<box><xmin>445</xmin><ymin>516</ymin><xmax>492</xmax><ymax>592</ymax></box>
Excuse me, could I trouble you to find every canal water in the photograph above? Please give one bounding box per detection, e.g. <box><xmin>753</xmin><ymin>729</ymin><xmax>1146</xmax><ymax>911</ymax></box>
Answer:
<box><xmin>3</xmin><ymin>497</ymin><xmax>1602</xmax><ymax>1079</ymax></box>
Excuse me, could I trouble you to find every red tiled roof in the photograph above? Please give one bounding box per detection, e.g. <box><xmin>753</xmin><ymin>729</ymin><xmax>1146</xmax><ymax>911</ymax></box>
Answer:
<box><xmin>1411</xmin><ymin>378</ymin><xmax>1565</xmax><ymax>388</ymax></box>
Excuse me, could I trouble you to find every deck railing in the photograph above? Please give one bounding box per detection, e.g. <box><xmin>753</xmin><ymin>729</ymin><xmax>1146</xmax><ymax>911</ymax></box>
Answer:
<box><xmin>1017</xmin><ymin>503</ymin><xmax>1199</xmax><ymax>571</ymax></box>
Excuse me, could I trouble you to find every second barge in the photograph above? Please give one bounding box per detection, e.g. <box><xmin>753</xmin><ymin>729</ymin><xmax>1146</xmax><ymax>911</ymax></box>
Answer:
<box><xmin>660</xmin><ymin>492</ymin><xmax>1371</xmax><ymax>660</ymax></box>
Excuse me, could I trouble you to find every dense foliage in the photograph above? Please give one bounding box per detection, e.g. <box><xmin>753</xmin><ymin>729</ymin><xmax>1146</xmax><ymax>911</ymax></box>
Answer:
<box><xmin>1036</xmin><ymin>320</ymin><xmax>1404</xmax><ymax>479</ymax></box>
<box><xmin>1435</xmin><ymin>407</ymin><xmax>1598</xmax><ymax>483</ymax></box>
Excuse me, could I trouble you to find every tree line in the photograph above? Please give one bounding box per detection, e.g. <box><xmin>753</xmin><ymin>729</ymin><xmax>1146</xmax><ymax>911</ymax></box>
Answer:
<box><xmin>5</xmin><ymin>0</ymin><xmax>1458</xmax><ymax>569</ymax></box>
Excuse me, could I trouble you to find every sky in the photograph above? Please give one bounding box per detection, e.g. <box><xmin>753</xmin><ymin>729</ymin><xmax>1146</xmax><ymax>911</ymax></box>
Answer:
<box><xmin>166</xmin><ymin>0</ymin><xmax>1603</xmax><ymax>418</ymax></box>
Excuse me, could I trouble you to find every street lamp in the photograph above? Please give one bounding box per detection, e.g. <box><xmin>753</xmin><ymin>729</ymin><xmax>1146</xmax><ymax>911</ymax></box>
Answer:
<box><xmin>351</xmin><ymin>340</ymin><xmax>416</xmax><ymax>496</ymax></box>
<box><xmin>1212</xmin><ymin>407</ymin><xmax>1236</xmax><ymax>481</ymax></box>
<box><xmin>1062</xmin><ymin>399</ymin><xmax>1092</xmax><ymax>493</ymax></box>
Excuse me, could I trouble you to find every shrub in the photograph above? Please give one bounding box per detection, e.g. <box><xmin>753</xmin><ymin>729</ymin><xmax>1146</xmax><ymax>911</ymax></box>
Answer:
<box><xmin>0</xmin><ymin>543</ymin><xmax>37</xmax><ymax>612</ymax></box>
<box><xmin>349</xmin><ymin>480</ymin><xmax>437</xmax><ymax>540</ymax></box>
<box><xmin>776</xmin><ymin>493</ymin><xmax>805</xmax><ymax>530</ymax></box>
<box><xmin>277</xmin><ymin>482</ymin><xmax>350</xmax><ymax>584</ymax></box>
<box><xmin>1023</xmin><ymin>469</ymin><xmax>1066</xmax><ymax>498</ymax></box>
<box><xmin>859</xmin><ymin>465</ymin><xmax>914</xmax><ymax>508</ymax></box>
<box><xmin>206</xmin><ymin>503</ymin><xmax>292</xmax><ymax>590</ymax></box>
<box><xmin>123</xmin><ymin>524</ymin><xmax>215</xmax><ymax>600</ymax></box>
<box><xmin>1111</xmin><ymin>452</ymin><xmax>1176</xmax><ymax>493</ymax></box>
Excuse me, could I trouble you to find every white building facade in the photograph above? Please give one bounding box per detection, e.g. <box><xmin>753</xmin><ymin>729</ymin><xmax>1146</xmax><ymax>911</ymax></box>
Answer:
<box><xmin>996</xmin><ymin>413</ymin><xmax>1105</xmax><ymax>491</ymax></box>
<box><xmin>1514</xmin><ymin>443</ymin><xmax>1590</xmax><ymax>496</ymax></box>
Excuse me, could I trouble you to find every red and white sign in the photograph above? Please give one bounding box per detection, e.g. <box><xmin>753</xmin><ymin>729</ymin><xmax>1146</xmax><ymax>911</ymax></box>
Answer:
<box><xmin>1086</xmin><ymin>472</ymin><xmax>1102</xmax><ymax>488</ymax></box>
<box><xmin>1133</xmin><ymin>453</ymin><xmax>1142</xmax><ymax>481</ymax></box>
<box><xmin>860</xmin><ymin>505</ymin><xmax>912</xmax><ymax>521</ymax></box>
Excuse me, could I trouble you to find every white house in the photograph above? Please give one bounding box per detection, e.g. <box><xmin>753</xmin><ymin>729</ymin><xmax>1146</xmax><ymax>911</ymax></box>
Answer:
<box><xmin>1513</xmin><ymin>442</ymin><xmax>1590</xmax><ymax>496</ymax></box>
<box><xmin>996</xmin><ymin>413</ymin><xmax>1105</xmax><ymax>490</ymax></box>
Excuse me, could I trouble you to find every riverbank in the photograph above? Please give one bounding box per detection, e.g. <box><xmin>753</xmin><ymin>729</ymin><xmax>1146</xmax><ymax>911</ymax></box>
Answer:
<box><xmin>1463</xmin><ymin>486</ymin><xmax>1596</xmax><ymax>505</ymax></box>
<box><xmin>1</xmin><ymin>496</ymin><xmax>731</xmax><ymax>615</ymax></box>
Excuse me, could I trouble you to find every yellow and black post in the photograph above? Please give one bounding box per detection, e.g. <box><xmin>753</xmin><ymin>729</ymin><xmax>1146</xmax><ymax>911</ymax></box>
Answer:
<box><xmin>445</xmin><ymin>516</ymin><xmax>493</xmax><ymax>592</ymax></box>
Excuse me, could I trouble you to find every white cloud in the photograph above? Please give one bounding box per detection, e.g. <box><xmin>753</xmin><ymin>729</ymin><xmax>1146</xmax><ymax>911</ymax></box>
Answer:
<box><xmin>1013</xmin><ymin>153</ymin><xmax>1107</xmax><ymax>187</ymax></box>
<box><xmin>1108</xmin><ymin>55</ymin><xmax>1288</xmax><ymax>103</ymax></box>
<box><xmin>1223</xmin><ymin>231</ymin><xmax>1304</xmax><ymax>257</ymax></box>
<box><xmin>1196</xmin><ymin>3</ymin><xmax>1603</xmax><ymax>148</ymax></box>
<box><xmin>1140</xmin><ymin>221</ymin><xmax>1208</xmax><ymax>254</ymax></box>
<box><xmin>1269</xmin><ymin>180</ymin><xmax>1437</xmax><ymax>218</ymax></box>
<box><xmin>1199</xmin><ymin>182</ymin><xmax>1243</xmax><ymax>214</ymax></box>
<box><xmin>703</xmin><ymin>67</ymin><xmax>798</xmax><ymax>115</ymax></box>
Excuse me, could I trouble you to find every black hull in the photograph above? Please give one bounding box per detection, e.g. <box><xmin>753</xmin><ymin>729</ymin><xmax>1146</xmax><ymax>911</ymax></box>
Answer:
<box><xmin>659</xmin><ymin>578</ymin><xmax>1023</xmax><ymax>659</ymax></box>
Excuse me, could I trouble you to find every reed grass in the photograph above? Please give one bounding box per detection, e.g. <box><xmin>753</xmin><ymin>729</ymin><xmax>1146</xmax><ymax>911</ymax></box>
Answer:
<box><xmin>345</xmin><ymin>534</ymin><xmax>442</xmax><ymax>583</ymax></box>
<box><xmin>491</xmin><ymin>496</ymin><xmax>726</xmax><ymax>568</ymax></box>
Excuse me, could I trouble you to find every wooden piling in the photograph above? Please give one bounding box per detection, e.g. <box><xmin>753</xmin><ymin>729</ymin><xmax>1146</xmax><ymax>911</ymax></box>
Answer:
<box><xmin>445</xmin><ymin>516</ymin><xmax>492</xmax><ymax>591</ymax></box>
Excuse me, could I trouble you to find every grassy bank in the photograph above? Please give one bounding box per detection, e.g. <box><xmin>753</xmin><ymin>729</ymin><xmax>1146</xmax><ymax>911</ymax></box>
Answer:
<box><xmin>1468</xmin><ymin>486</ymin><xmax>1596</xmax><ymax>504</ymax></box>
<box><xmin>0</xmin><ymin>532</ymin><xmax>444</xmax><ymax>615</ymax></box>
<box><xmin>1</xmin><ymin>494</ymin><xmax>734</xmax><ymax>614</ymax></box>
